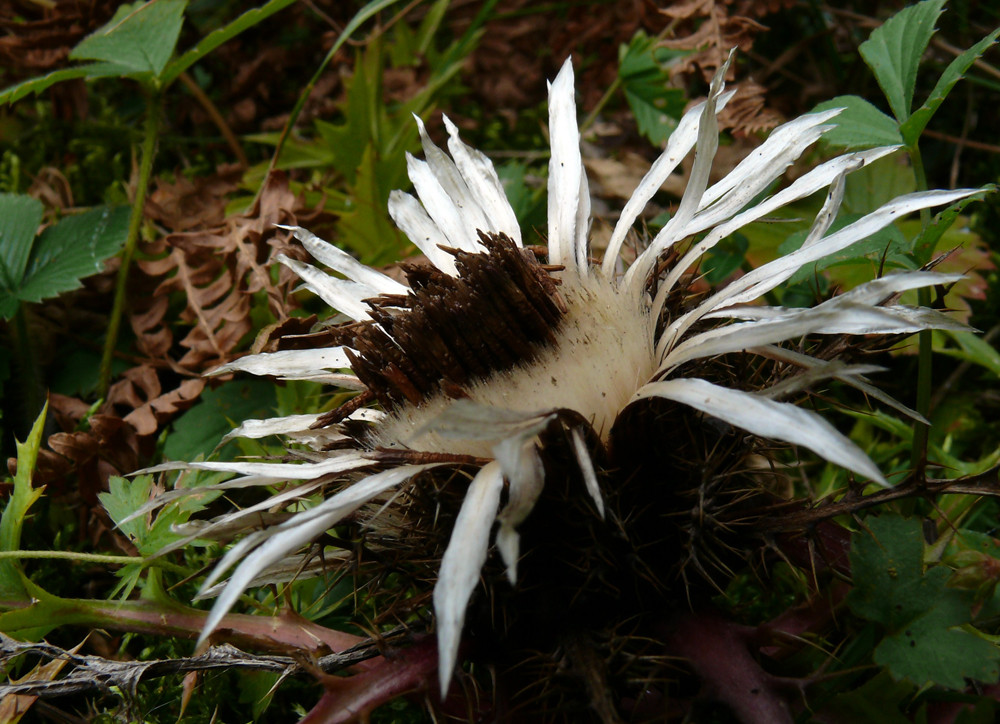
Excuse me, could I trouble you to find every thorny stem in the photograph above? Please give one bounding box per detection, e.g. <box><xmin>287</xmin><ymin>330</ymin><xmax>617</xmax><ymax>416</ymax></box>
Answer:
<box><xmin>98</xmin><ymin>90</ymin><xmax>162</xmax><ymax>397</ymax></box>
<box><xmin>0</xmin><ymin>594</ymin><xmax>370</xmax><ymax>662</ymax></box>
<box><xmin>0</xmin><ymin>550</ymin><xmax>189</xmax><ymax>575</ymax></box>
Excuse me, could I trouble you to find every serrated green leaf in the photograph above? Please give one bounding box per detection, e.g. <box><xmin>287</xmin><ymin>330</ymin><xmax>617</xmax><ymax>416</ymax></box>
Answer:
<box><xmin>0</xmin><ymin>194</ymin><xmax>43</xmax><ymax>292</ymax></box>
<box><xmin>70</xmin><ymin>0</ymin><xmax>187</xmax><ymax>79</ymax></box>
<box><xmin>850</xmin><ymin>515</ymin><xmax>1000</xmax><ymax>688</ymax></box>
<box><xmin>900</xmin><ymin>27</ymin><xmax>1000</xmax><ymax>146</ymax></box>
<box><xmin>161</xmin><ymin>0</ymin><xmax>296</xmax><ymax>85</ymax></box>
<box><xmin>813</xmin><ymin>96</ymin><xmax>903</xmax><ymax>150</ymax></box>
<box><xmin>100</xmin><ymin>475</ymin><xmax>192</xmax><ymax>557</ymax></box>
<box><xmin>0</xmin><ymin>403</ymin><xmax>48</xmax><ymax>602</ymax></box>
<box><xmin>874</xmin><ymin>614</ymin><xmax>1000</xmax><ymax>689</ymax></box>
<box><xmin>618</xmin><ymin>30</ymin><xmax>688</xmax><ymax>146</ymax></box>
<box><xmin>14</xmin><ymin>206</ymin><xmax>130</xmax><ymax>309</ymax></box>
<box><xmin>0</xmin><ymin>62</ymin><xmax>134</xmax><ymax>105</ymax></box>
<box><xmin>100</xmin><ymin>475</ymin><xmax>154</xmax><ymax>544</ymax></box>
<box><xmin>859</xmin><ymin>0</ymin><xmax>946</xmax><ymax>122</ymax></box>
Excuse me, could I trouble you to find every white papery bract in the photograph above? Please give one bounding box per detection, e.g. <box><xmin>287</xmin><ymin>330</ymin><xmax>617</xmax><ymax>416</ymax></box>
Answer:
<box><xmin>156</xmin><ymin>56</ymin><xmax>977</xmax><ymax>696</ymax></box>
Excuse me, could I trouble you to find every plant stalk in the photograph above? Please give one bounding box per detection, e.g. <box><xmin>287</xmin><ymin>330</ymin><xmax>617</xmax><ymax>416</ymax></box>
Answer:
<box><xmin>98</xmin><ymin>90</ymin><xmax>162</xmax><ymax>397</ymax></box>
<box><xmin>908</xmin><ymin>142</ymin><xmax>932</xmax><ymax>476</ymax></box>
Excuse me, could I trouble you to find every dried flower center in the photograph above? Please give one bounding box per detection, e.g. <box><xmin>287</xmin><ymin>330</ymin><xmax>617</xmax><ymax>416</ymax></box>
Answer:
<box><xmin>358</xmin><ymin>234</ymin><xmax>656</xmax><ymax>456</ymax></box>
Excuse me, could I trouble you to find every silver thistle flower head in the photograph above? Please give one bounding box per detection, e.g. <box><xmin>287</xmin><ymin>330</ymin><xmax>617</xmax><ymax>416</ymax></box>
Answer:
<box><xmin>153</xmin><ymin>55</ymin><xmax>975</xmax><ymax>696</ymax></box>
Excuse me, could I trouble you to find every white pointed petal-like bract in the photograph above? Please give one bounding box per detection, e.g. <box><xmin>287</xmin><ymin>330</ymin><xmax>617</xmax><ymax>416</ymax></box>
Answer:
<box><xmin>435</xmin><ymin>460</ymin><xmax>505</xmax><ymax>696</ymax></box>
<box><xmin>751</xmin><ymin>344</ymin><xmax>927</xmax><ymax>423</ymax></box>
<box><xmin>704</xmin><ymin>302</ymin><xmax>968</xmax><ymax>334</ymax></box>
<box><xmin>143</xmin><ymin>450</ymin><xmax>372</xmax><ymax>480</ymax></box>
<box><xmin>413</xmin><ymin>115</ymin><xmax>493</xmax><ymax>236</ymax></box>
<box><xmin>443</xmin><ymin>116</ymin><xmax>523</xmax><ymax>245</ymax></box>
<box><xmin>633</xmin><ymin>377</ymin><xmax>888</xmax><ymax>486</ymax></box>
<box><xmin>278</xmin><ymin>225</ymin><xmax>407</xmax><ymax>295</ymax></box>
<box><xmin>571</xmin><ymin>427</ymin><xmax>604</xmax><ymax>519</ymax></box>
<box><xmin>407</xmin><ymin>153</ymin><xmax>487</xmax><ymax>254</ymax></box>
<box><xmin>704</xmin><ymin>188</ymin><xmax>977</xmax><ymax>312</ymax></box>
<box><xmin>654</xmin><ymin>145</ymin><xmax>898</xmax><ymax>323</ymax></box>
<box><xmin>660</xmin><ymin>305</ymin><xmax>911</xmax><ymax>374</ymax></box>
<box><xmin>758</xmin><ymin>361</ymin><xmax>886</xmax><ymax>400</ymax></box>
<box><xmin>625</xmin><ymin>51</ymin><xmax>733</xmax><ymax>291</ymax></box>
<box><xmin>693</xmin><ymin>110</ymin><xmax>842</xmax><ymax>226</ymax></box>
<box><xmin>277</xmin><ymin>254</ymin><xmax>376</xmax><ymax>321</ymax></box>
<box><xmin>495</xmin><ymin>438</ymin><xmax>545</xmax><ymax>585</ymax></box>
<box><xmin>832</xmin><ymin>271</ymin><xmax>964</xmax><ymax>305</ymax></box>
<box><xmin>198</xmin><ymin>465</ymin><xmax>435</xmax><ymax>646</ymax></box>
<box><xmin>387</xmin><ymin>189</ymin><xmax>459</xmax><ymax>273</ymax></box>
<box><xmin>208</xmin><ymin>347</ymin><xmax>353</xmax><ymax>379</ymax></box>
<box><xmin>417</xmin><ymin>398</ymin><xmax>554</xmax><ymax>441</ymax></box>
<box><xmin>221</xmin><ymin>413</ymin><xmax>325</xmax><ymax>441</ymax></box>
<box><xmin>546</xmin><ymin>58</ymin><xmax>585</xmax><ymax>274</ymax></box>
<box><xmin>602</xmin><ymin>89</ymin><xmax>736</xmax><ymax>275</ymax></box>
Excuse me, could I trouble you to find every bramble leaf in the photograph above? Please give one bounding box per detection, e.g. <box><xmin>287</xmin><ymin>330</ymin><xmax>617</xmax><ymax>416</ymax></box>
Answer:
<box><xmin>813</xmin><ymin>96</ymin><xmax>903</xmax><ymax>150</ymax></box>
<box><xmin>849</xmin><ymin>515</ymin><xmax>1000</xmax><ymax>689</ymax></box>
<box><xmin>859</xmin><ymin>0</ymin><xmax>946</xmax><ymax>122</ymax></box>
<box><xmin>70</xmin><ymin>0</ymin><xmax>187</xmax><ymax>79</ymax></box>
<box><xmin>618</xmin><ymin>30</ymin><xmax>688</xmax><ymax>146</ymax></box>
<box><xmin>16</xmin><ymin>206</ymin><xmax>130</xmax><ymax>307</ymax></box>
<box><xmin>0</xmin><ymin>194</ymin><xmax>43</xmax><ymax>306</ymax></box>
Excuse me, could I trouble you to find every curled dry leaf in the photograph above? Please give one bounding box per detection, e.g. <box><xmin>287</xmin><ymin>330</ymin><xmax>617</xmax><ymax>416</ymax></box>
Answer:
<box><xmin>133</xmin><ymin>171</ymin><xmax>304</xmax><ymax>370</ymax></box>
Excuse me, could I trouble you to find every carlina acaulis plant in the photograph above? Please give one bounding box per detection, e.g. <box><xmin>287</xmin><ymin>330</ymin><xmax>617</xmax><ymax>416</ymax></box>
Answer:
<box><xmin>141</xmin><ymin>53</ymin><xmax>978</xmax><ymax>721</ymax></box>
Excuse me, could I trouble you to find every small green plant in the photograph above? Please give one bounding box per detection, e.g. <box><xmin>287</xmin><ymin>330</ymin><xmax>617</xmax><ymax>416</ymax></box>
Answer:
<box><xmin>811</xmin><ymin>0</ymin><xmax>999</xmax><ymax>468</ymax></box>
<box><xmin>0</xmin><ymin>0</ymin><xmax>299</xmax><ymax>396</ymax></box>
<box><xmin>0</xmin><ymin>195</ymin><xmax>129</xmax><ymax>430</ymax></box>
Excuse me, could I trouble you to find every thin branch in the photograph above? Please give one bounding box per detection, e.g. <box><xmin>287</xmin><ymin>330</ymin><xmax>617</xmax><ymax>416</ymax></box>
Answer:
<box><xmin>0</xmin><ymin>631</ymin><xmax>409</xmax><ymax>699</ymax></box>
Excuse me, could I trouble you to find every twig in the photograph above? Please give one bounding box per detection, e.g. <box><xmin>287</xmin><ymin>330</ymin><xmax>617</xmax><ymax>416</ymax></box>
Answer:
<box><xmin>0</xmin><ymin>631</ymin><xmax>407</xmax><ymax>699</ymax></box>
<box><xmin>177</xmin><ymin>72</ymin><xmax>249</xmax><ymax>168</ymax></box>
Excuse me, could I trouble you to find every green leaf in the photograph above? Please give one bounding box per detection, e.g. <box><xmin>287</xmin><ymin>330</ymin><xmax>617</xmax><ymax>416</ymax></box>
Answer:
<box><xmin>0</xmin><ymin>403</ymin><xmax>48</xmax><ymax>602</ymax></box>
<box><xmin>813</xmin><ymin>96</ymin><xmax>903</xmax><ymax>150</ymax></box>
<box><xmin>337</xmin><ymin>143</ymin><xmax>407</xmax><ymax>264</ymax></box>
<box><xmin>164</xmin><ymin>379</ymin><xmax>277</xmax><ymax>461</ymax></box>
<box><xmin>912</xmin><ymin>187</ymin><xmax>992</xmax><ymax>265</ymax></box>
<box><xmin>618</xmin><ymin>30</ymin><xmax>688</xmax><ymax>146</ymax></box>
<box><xmin>0</xmin><ymin>194</ymin><xmax>43</xmax><ymax>292</ymax></box>
<box><xmin>100</xmin><ymin>475</ymin><xmax>193</xmax><ymax>557</ymax></box>
<box><xmin>778</xmin><ymin>214</ymin><xmax>910</xmax><ymax>285</ymax></box>
<box><xmin>821</xmin><ymin>672</ymin><xmax>914</xmax><ymax>724</ymax></box>
<box><xmin>900</xmin><ymin>27</ymin><xmax>1000</xmax><ymax>146</ymax></box>
<box><xmin>0</xmin><ymin>63</ymin><xmax>134</xmax><ymax>105</ymax></box>
<box><xmin>938</xmin><ymin>330</ymin><xmax>1000</xmax><ymax>377</ymax></box>
<box><xmin>859</xmin><ymin>0</ymin><xmax>946</xmax><ymax>122</ymax></box>
<box><xmin>703</xmin><ymin>233</ymin><xmax>748</xmax><ymax>284</ymax></box>
<box><xmin>849</xmin><ymin>515</ymin><xmax>1000</xmax><ymax>688</ymax></box>
<box><xmin>15</xmin><ymin>205</ymin><xmax>130</xmax><ymax>307</ymax></box>
<box><xmin>70</xmin><ymin>0</ymin><xmax>187</xmax><ymax>79</ymax></box>
<box><xmin>161</xmin><ymin>0</ymin><xmax>297</xmax><ymax>86</ymax></box>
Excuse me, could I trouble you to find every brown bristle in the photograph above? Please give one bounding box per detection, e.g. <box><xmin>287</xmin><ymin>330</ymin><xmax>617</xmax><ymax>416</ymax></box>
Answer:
<box><xmin>348</xmin><ymin>232</ymin><xmax>566</xmax><ymax>411</ymax></box>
